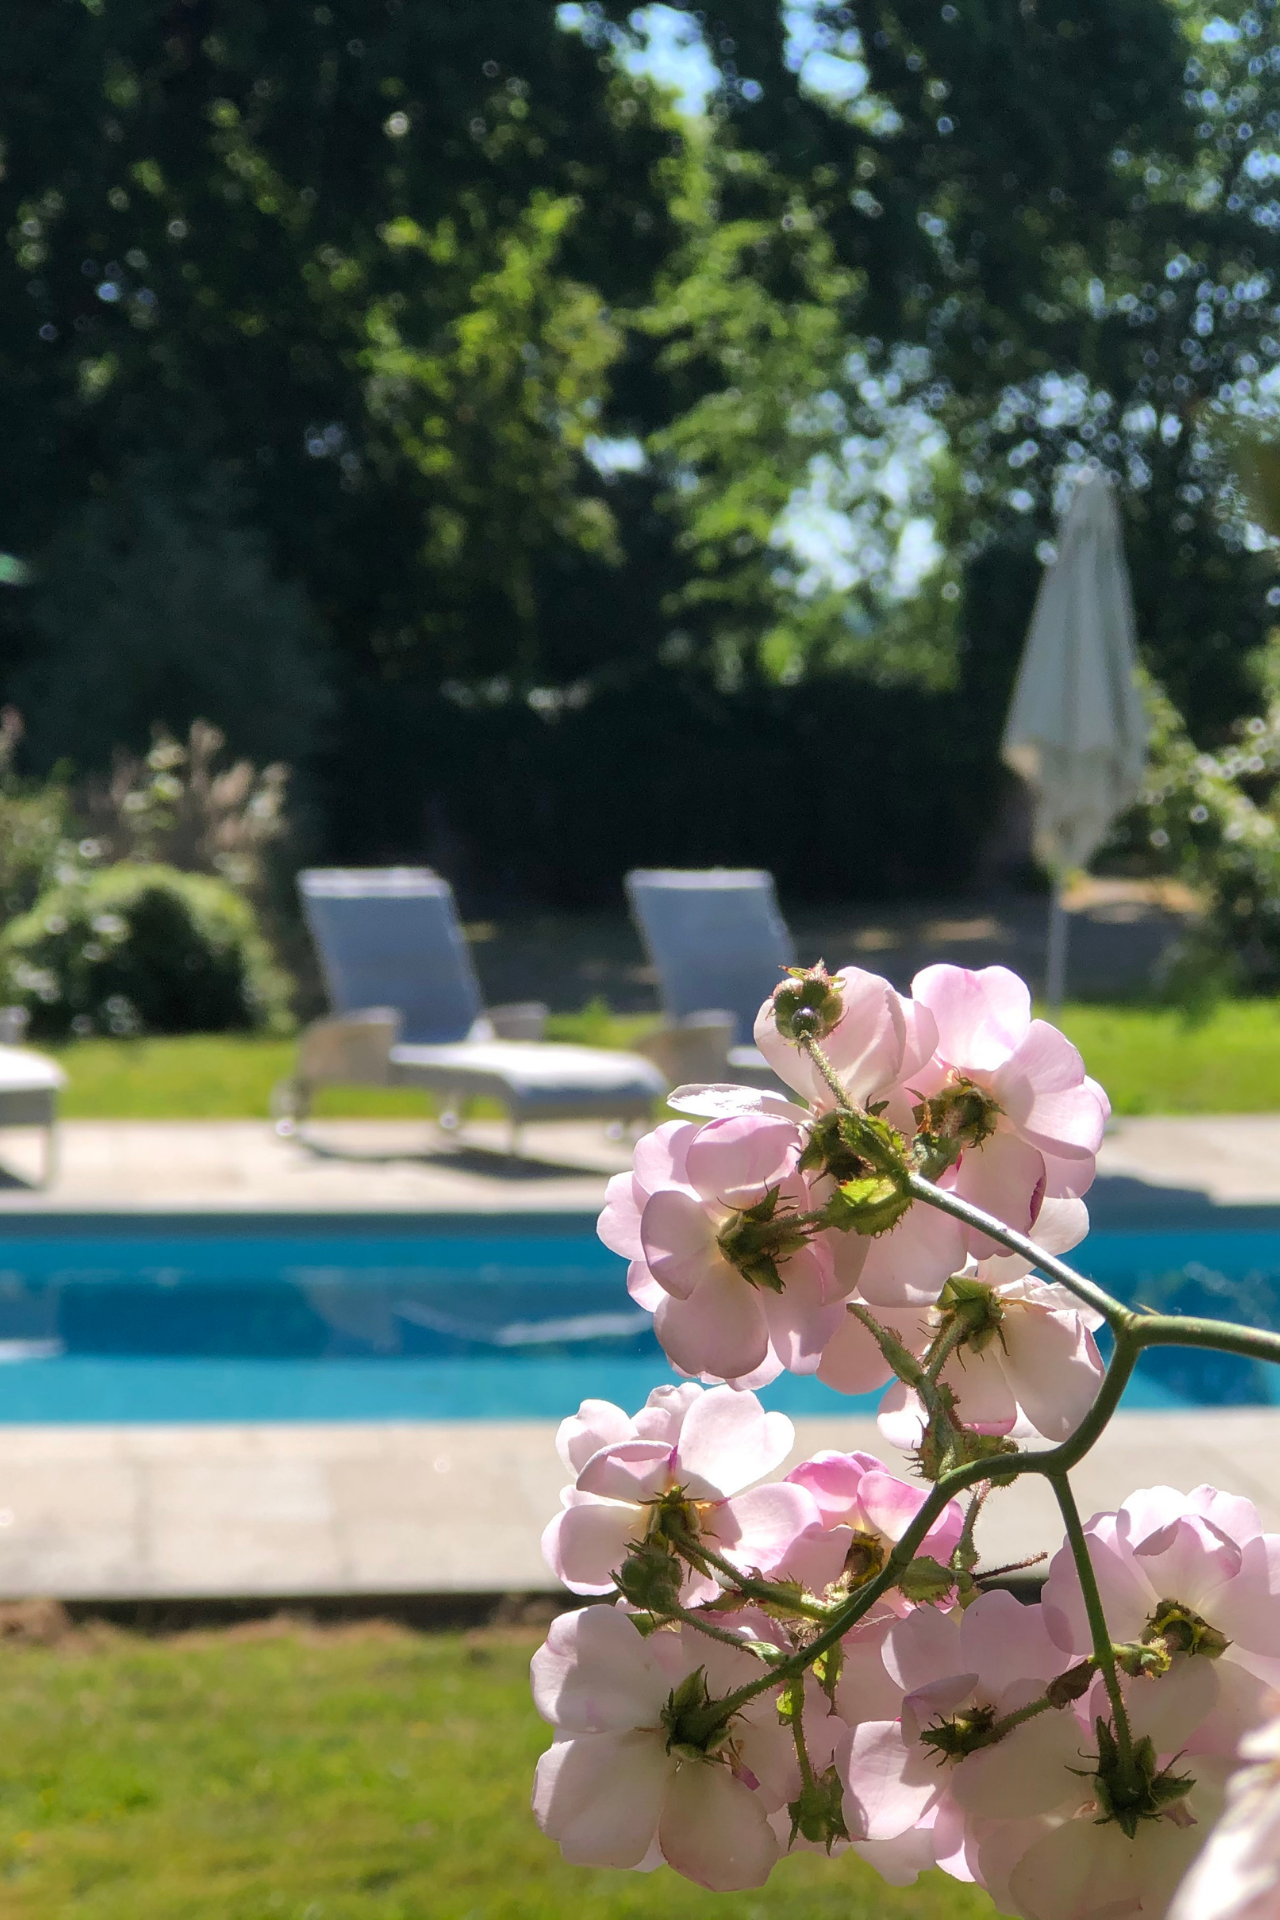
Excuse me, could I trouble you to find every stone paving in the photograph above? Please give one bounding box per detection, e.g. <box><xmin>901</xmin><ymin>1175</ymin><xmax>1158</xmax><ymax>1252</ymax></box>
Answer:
<box><xmin>0</xmin><ymin>1108</ymin><xmax>1275</xmax><ymax>1213</ymax></box>
<box><xmin>0</xmin><ymin>1111</ymin><xmax>1274</xmax><ymax>1599</ymax></box>
<box><xmin>0</xmin><ymin>1408</ymin><xmax>1276</xmax><ymax>1601</ymax></box>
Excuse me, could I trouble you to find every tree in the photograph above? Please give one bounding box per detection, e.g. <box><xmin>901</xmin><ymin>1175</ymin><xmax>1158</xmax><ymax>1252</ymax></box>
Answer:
<box><xmin>0</xmin><ymin>1</ymin><xmax>682</xmax><ymax>720</ymax></box>
<box><xmin>593</xmin><ymin>0</ymin><xmax>1280</xmax><ymax>736</ymax></box>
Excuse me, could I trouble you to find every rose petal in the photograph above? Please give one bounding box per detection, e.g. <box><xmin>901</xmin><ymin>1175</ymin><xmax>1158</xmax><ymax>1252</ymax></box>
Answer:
<box><xmin>533</xmin><ymin>1730</ymin><xmax>671</xmax><ymax>1867</ymax></box>
<box><xmin>653</xmin><ymin>1264</ymin><xmax>769</xmax><ymax>1382</ymax></box>
<box><xmin>639</xmin><ymin>1186</ymin><xmax>720</xmax><ymax>1299</ymax></box>
<box><xmin>674</xmin><ymin>1384</ymin><xmax>793</xmax><ymax>1498</ymax></box>
<box><xmin>658</xmin><ymin>1760</ymin><xmax>780</xmax><ymax>1891</ymax></box>
<box><xmin>543</xmin><ymin>1501</ymin><xmax>642</xmax><ymax>1596</ymax></box>
<box><xmin>576</xmin><ymin>1439</ymin><xmax>673</xmax><ymax>1504</ymax></box>
<box><xmin>556</xmin><ymin>1397</ymin><xmax>635</xmax><ymax>1476</ymax></box>
<box><xmin>531</xmin><ymin>1605</ymin><xmax>676</xmax><ymax>1730</ymax></box>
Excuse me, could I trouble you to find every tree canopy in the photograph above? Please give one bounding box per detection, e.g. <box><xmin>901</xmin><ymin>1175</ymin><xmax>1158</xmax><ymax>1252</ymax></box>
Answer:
<box><xmin>2</xmin><ymin>2</ymin><xmax>1279</xmax><ymax>899</ymax></box>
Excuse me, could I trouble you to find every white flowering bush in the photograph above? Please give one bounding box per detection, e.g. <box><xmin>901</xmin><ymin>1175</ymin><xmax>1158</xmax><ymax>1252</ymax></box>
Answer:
<box><xmin>529</xmin><ymin>961</ymin><xmax>1280</xmax><ymax>1918</ymax></box>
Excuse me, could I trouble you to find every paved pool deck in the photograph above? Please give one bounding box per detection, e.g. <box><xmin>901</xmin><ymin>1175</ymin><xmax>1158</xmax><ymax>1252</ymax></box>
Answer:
<box><xmin>0</xmin><ymin>1109</ymin><xmax>1277</xmax><ymax>1215</ymax></box>
<box><xmin>0</xmin><ymin>1113</ymin><xmax>1275</xmax><ymax>1600</ymax></box>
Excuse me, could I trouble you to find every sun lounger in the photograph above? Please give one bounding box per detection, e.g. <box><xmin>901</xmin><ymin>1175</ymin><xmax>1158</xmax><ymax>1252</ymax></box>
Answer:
<box><xmin>283</xmin><ymin>868</ymin><xmax>666</xmax><ymax>1148</ymax></box>
<box><xmin>625</xmin><ymin>867</ymin><xmax>794</xmax><ymax>1087</ymax></box>
<box><xmin>0</xmin><ymin>1012</ymin><xmax>63</xmax><ymax>1187</ymax></box>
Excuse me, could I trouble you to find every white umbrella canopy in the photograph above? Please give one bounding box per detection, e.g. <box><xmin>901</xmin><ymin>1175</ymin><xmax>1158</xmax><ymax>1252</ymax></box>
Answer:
<box><xmin>1000</xmin><ymin>473</ymin><xmax>1148</xmax><ymax>1006</ymax></box>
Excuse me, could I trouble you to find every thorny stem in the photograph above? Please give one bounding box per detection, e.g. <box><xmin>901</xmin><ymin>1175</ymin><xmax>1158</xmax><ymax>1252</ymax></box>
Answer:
<box><xmin>953</xmin><ymin>1484</ymin><xmax>988</xmax><ymax>1573</ymax></box>
<box><xmin>906</xmin><ymin>1171</ymin><xmax>1128</xmax><ymax>1328</ymax></box>
<box><xmin>985</xmin><ymin>1691</ymin><xmax>1057</xmax><ymax>1744</ymax></box>
<box><xmin>687</xmin><ymin>1538</ymin><xmax>834</xmax><ymax>1622</ymax></box>
<box><xmin>1049</xmin><ymin>1472</ymin><xmax>1133</xmax><ymax>1768</ymax></box>
<box><xmin>924</xmin><ymin>1308</ymin><xmax>979</xmax><ymax>1385</ymax></box>
<box><xmin>801</xmin><ymin>1035</ymin><xmax>856</xmax><ymax>1112</ymax></box>
<box><xmin>681</xmin><ymin>1314</ymin><xmax>1270</xmax><ymax>1744</ymax></box>
<box><xmin>790</xmin><ymin>1673</ymin><xmax>816</xmax><ymax>1792</ymax></box>
<box><xmin>675</xmin><ymin>1606</ymin><xmax>774</xmax><ymax>1652</ymax></box>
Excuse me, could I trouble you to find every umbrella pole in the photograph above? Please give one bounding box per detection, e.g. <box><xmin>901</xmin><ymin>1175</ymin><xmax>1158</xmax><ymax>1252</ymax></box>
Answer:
<box><xmin>1045</xmin><ymin>877</ymin><xmax>1069</xmax><ymax>1013</ymax></box>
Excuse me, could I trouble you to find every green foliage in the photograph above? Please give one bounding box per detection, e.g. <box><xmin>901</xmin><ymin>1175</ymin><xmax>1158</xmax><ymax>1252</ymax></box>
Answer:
<box><xmin>1102</xmin><ymin>657</ymin><xmax>1280</xmax><ymax>992</ymax></box>
<box><xmin>1</xmin><ymin>863</ymin><xmax>292</xmax><ymax>1040</ymax></box>
<box><xmin>11</xmin><ymin>468</ymin><xmax>329</xmax><ymax>775</ymax></box>
<box><xmin>0</xmin><ymin>1624</ymin><xmax>991</xmax><ymax>1920</ymax></box>
<box><xmin>0</xmin><ymin>2</ymin><xmax>679</xmax><ymax>704</ymax></box>
<box><xmin>0</xmin><ymin>710</ymin><xmax>82</xmax><ymax>924</ymax></box>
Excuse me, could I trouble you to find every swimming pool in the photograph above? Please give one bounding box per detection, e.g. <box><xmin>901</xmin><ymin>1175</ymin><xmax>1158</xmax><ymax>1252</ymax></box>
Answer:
<box><xmin>0</xmin><ymin>1216</ymin><xmax>1271</xmax><ymax>1422</ymax></box>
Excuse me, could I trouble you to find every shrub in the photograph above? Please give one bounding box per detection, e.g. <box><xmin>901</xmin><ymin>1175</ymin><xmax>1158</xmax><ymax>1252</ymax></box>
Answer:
<box><xmin>0</xmin><ymin>864</ymin><xmax>293</xmax><ymax>1039</ymax></box>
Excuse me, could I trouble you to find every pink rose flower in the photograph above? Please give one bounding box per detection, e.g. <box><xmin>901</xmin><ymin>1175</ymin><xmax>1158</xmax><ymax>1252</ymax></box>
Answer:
<box><xmin>910</xmin><ymin>965</ymin><xmax>1109</xmax><ymax>1253</ymax></box>
<box><xmin>967</xmin><ymin>1682</ymin><xmax>1235</xmax><ymax>1920</ymax></box>
<box><xmin>1169</xmin><ymin>1708</ymin><xmax>1280</xmax><ymax>1920</ymax></box>
<box><xmin>543</xmin><ymin>1384</ymin><xmax>818</xmax><ymax>1600</ymax></box>
<box><xmin>531</xmin><ymin>1604</ymin><xmax>787</xmax><ymax>1889</ymax></box>
<box><xmin>753</xmin><ymin>964</ymin><xmax>937</xmax><ymax>1115</ymax></box>
<box><xmin>783</xmin><ymin>1449</ymin><xmax>965</xmax><ymax>1608</ymax></box>
<box><xmin>837</xmin><ymin>1589</ymin><xmax>1074</xmax><ymax>1845</ymax></box>
<box><xmin>598</xmin><ymin>1112</ymin><xmax>845</xmax><ymax>1387</ymax></box>
<box><xmin>876</xmin><ymin>1231</ymin><xmax>1104</xmax><ymax>1448</ymax></box>
<box><xmin>1043</xmin><ymin>1486</ymin><xmax>1280</xmax><ymax>1708</ymax></box>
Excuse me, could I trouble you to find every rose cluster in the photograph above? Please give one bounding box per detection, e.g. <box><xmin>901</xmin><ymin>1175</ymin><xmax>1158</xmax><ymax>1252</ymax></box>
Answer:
<box><xmin>526</xmin><ymin>959</ymin><xmax>1280</xmax><ymax>1919</ymax></box>
<box><xmin>599</xmin><ymin>963</ymin><xmax>1109</xmax><ymax>1450</ymax></box>
<box><xmin>536</xmin><ymin>1415</ymin><xmax>1280</xmax><ymax>1916</ymax></box>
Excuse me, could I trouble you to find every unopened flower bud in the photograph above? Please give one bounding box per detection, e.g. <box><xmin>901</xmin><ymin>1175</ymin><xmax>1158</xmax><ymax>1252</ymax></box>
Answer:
<box><xmin>787</xmin><ymin>1764</ymin><xmax>850</xmax><ymax>1852</ymax></box>
<box><xmin>770</xmin><ymin>964</ymin><xmax>844</xmax><ymax>1044</ymax></box>
<box><xmin>614</xmin><ymin>1538</ymin><xmax>685</xmax><ymax>1614</ymax></box>
<box><xmin>896</xmin><ymin>1555</ymin><xmax>955</xmax><ymax>1605</ymax></box>
<box><xmin>1046</xmin><ymin>1659</ymin><xmax>1097</xmax><ymax>1707</ymax></box>
<box><xmin>920</xmin><ymin>1703</ymin><xmax>998</xmax><ymax>1761</ymax></box>
<box><xmin>1085</xmin><ymin>1720</ymin><xmax>1194</xmax><ymax>1839</ymax></box>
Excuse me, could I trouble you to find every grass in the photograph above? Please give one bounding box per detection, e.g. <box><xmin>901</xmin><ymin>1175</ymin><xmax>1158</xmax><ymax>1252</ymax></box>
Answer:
<box><xmin>1055</xmin><ymin>998</ymin><xmax>1280</xmax><ymax>1115</ymax></box>
<box><xmin>0</xmin><ymin>1621</ymin><xmax>993</xmax><ymax>1920</ymax></box>
<box><xmin>48</xmin><ymin>1004</ymin><xmax>661</xmax><ymax>1122</ymax></box>
<box><xmin>36</xmin><ymin>996</ymin><xmax>1280</xmax><ymax>1120</ymax></box>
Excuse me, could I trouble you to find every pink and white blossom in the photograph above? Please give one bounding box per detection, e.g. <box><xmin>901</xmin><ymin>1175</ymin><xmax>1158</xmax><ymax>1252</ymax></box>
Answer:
<box><xmin>1169</xmin><ymin>1708</ymin><xmax>1280</xmax><ymax>1920</ymax></box>
<box><xmin>782</xmin><ymin>1449</ymin><xmax>965</xmax><ymax>1609</ymax></box>
<box><xmin>531</xmin><ymin>1604</ymin><xmax>787</xmax><ymax>1889</ymax></box>
<box><xmin>877</xmin><ymin>1258</ymin><xmax>1104</xmax><ymax>1449</ymax></box>
<box><xmin>598</xmin><ymin>1113</ymin><xmax>845</xmax><ymax>1387</ymax></box>
<box><xmin>543</xmin><ymin>1384</ymin><xmax>817</xmax><ymax>1600</ymax></box>
<box><xmin>837</xmin><ymin>1589</ymin><xmax>1074</xmax><ymax>1843</ymax></box>
<box><xmin>1043</xmin><ymin>1486</ymin><xmax>1280</xmax><ymax>1704</ymax></box>
<box><xmin>752</xmin><ymin>966</ymin><xmax>935</xmax><ymax>1116</ymax></box>
<box><xmin>910</xmin><ymin>965</ymin><xmax>1109</xmax><ymax>1250</ymax></box>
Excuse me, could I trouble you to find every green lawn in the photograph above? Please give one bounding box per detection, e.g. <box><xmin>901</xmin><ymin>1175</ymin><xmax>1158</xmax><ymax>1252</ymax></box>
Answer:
<box><xmin>39</xmin><ymin>997</ymin><xmax>1280</xmax><ymax>1119</ymax></box>
<box><xmin>0</xmin><ymin>1622</ymin><xmax>992</xmax><ymax>1920</ymax></box>
<box><xmin>1055</xmin><ymin>999</ymin><xmax>1280</xmax><ymax>1115</ymax></box>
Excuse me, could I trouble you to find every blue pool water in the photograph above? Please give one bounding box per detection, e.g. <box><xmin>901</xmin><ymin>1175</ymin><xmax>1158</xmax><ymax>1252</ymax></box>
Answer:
<box><xmin>0</xmin><ymin>1218</ymin><xmax>1271</xmax><ymax>1422</ymax></box>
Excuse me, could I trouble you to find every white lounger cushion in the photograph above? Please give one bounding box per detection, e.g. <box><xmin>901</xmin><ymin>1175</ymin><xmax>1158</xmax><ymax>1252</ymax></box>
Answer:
<box><xmin>391</xmin><ymin>1040</ymin><xmax>664</xmax><ymax>1106</ymax></box>
<box><xmin>0</xmin><ymin>1045</ymin><xmax>64</xmax><ymax>1091</ymax></box>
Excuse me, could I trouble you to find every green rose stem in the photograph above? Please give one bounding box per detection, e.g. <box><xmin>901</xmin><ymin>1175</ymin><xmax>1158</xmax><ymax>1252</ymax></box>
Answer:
<box><xmin>1049</xmin><ymin>1469</ymin><xmax>1134</xmax><ymax>1769</ymax></box>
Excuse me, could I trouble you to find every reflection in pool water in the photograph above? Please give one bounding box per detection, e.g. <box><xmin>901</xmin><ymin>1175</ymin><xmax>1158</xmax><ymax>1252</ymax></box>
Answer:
<box><xmin>0</xmin><ymin>1223</ymin><xmax>1270</xmax><ymax>1422</ymax></box>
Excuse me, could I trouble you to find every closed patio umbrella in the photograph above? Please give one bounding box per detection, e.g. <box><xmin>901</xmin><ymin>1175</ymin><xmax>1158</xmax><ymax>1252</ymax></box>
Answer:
<box><xmin>1000</xmin><ymin>473</ymin><xmax>1148</xmax><ymax>1009</ymax></box>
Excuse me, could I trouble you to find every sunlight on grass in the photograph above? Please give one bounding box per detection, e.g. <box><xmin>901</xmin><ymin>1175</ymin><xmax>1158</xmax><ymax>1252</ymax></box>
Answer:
<box><xmin>0</xmin><ymin>1624</ymin><xmax>993</xmax><ymax>1920</ymax></box>
<box><xmin>1056</xmin><ymin>999</ymin><xmax>1280</xmax><ymax>1114</ymax></box>
<box><xmin>40</xmin><ymin>997</ymin><xmax>1280</xmax><ymax>1120</ymax></box>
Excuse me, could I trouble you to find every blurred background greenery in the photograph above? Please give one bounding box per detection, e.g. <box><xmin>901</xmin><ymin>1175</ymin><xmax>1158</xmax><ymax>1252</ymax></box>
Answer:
<box><xmin>1</xmin><ymin>1</ymin><xmax>1280</xmax><ymax>933</ymax></box>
